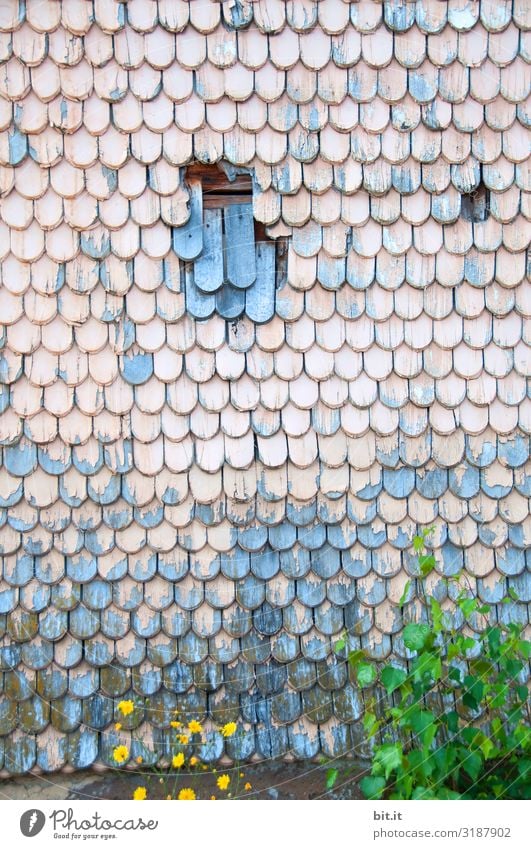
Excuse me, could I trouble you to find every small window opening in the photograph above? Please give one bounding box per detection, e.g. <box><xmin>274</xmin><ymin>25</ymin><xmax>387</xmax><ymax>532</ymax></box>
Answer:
<box><xmin>461</xmin><ymin>181</ymin><xmax>490</xmax><ymax>223</ymax></box>
<box><xmin>187</xmin><ymin>162</ymin><xmax>252</xmax><ymax>207</ymax></box>
<box><xmin>178</xmin><ymin>163</ymin><xmax>287</xmax><ymax>322</ymax></box>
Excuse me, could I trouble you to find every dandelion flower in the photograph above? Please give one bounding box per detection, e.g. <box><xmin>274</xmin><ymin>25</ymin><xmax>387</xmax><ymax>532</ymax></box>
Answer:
<box><xmin>244</xmin><ymin>782</ymin><xmax>252</xmax><ymax>791</ymax></box>
<box><xmin>113</xmin><ymin>745</ymin><xmax>129</xmax><ymax>764</ymax></box>
<box><xmin>177</xmin><ymin>734</ymin><xmax>189</xmax><ymax>745</ymax></box>
<box><xmin>190</xmin><ymin>756</ymin><xmax>198</xmax><ymax>766</ymax></box>
<box><xmin>216</xmin><ymin>774</ymin><xmax>230</xmax><ymax>791</ymax></box>
<box><xmin>170</xmin><ymin>721</ymin><xmax>181</xmax><ymax>729</ymax></box>
<box><xmin>172</xmin><ymin>753</ymin><xmax>185</xmax><ymax>768</ymax></box>
<box><xmin>221</xmin><ymin>722</ymin><xmax>237</xmax><ymax>738</ymax></box>
<box><xmin>133</xmin><ymin>787</ymin><xmax>147</xmax><ymax>801</ymax></box>
<box><xmin>178</xmin><ymin>788</ymin><xmax>196</xmax><ymax>800</ymax></box>
<box><xmin>114</xmin><ymin>723</ymin><xmax>122</xmax><ymax>731</ymax></box>
<box><xmin>188</xmin><ymin>720</ymin><xmax>202</xmax><ymax>734</ymax></box>
<box><xmin>117</xmin><ymin>700</ymin><xmax>134</xmax><ymax>716</ymax></box>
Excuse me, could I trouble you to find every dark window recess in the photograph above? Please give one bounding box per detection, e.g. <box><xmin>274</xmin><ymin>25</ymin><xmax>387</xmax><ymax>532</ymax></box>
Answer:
<box><xmin>187</xmin><ymin>162</ymin><xmax>252</xmax><ymax>206</ymax></box>
<box><xmin>461</xmin><ymin>182</ymin><xmax>490</xmax><ymax>222</ymax></box>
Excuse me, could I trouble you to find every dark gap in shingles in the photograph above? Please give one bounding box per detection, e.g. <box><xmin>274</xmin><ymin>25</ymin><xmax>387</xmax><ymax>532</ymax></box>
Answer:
<box><xmin>274</xmin><ymin>238</ymin><xmax>289</xmax><ymax>290</ymax></box>
<box><xmin>186</xmin><ymin>162</ymin><xmax>252</xmax><ymax>207</ymax></box>
<box><xmin>461</xmin><ymin>167</ymin><xmax>490</xmax><ymax>223</ymax></box>
<box><xmin>254</xmin><ymin>219</ymin><xmax>271</xmax><ymax>243</ymax></box>
<box><xmin>186</xmin><ymin>162</ymin><xmax>272</xmax><ymax>242</ymax></box>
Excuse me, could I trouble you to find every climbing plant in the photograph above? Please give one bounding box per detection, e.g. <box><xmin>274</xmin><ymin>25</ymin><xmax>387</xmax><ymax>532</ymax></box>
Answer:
<box><xmin>327</xmin><ymin>528</ymin><xmax>531</xmax><ymax>800</ymax></box>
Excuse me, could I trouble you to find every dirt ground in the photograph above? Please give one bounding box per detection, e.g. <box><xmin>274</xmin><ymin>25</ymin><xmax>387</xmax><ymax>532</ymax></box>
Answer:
<box><xmin>0</xmin><ymin>760</ymin><xmax>366</xmax><ymax>801</ymax></box>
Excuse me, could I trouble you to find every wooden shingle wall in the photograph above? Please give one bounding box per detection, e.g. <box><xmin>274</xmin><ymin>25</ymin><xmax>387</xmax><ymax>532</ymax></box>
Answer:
<box><xmin>0</xmin><ymin>0</ymin><xmax>529</xmax><ymax>773</ymax></box>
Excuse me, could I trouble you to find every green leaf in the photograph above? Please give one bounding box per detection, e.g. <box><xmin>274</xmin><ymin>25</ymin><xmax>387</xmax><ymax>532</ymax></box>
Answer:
<box><xmin>517</xmin><ymin>640</ymin><xmax>531</xmax><ymax>660</ymax></box>
<box><xmin>360</xmin><ymin>775</ymin><xmax>386</xmax><ymax>800</ymax></box>
<box><xmin>436</xmin><ymin>789</ymin><xmax>461</xmax><ymax>800</ymax></box>
<box><xmin>430</xmin><ymin>597</ymin><xmax>442</xmax><ymax>631</ymax></box>
<box><xmin>412</xmin><ymin>786</ymin><xmax>435</xmax><ymax>800</ymax></box>
<box><xmin>403</xmin><ymin>623</ymin><xmax>431</xmax><ymax>651</ymax></box>
<box><xmin>333</xmin><ymin>637</ymin><xmax>345</xmax><ymax>653</ymax></box>
<box><xmin>491</xmin><ymin>717</ymin><xmax>503</xmax><ymax>737</ymax></box>
<box><xmin>459</xmin><ymin>597</ymin><xmax>478</xmax><ymax>618</ymax></box>
<box><xmin>516</xmin><ymin>685</ymin><xmax>528</xmax><ymax>702</ymax></box>
<box><xmin>356</xmin><ymin>661</ymin><xmax>377</xmax><ymax>688</ymax></box>
<box><xmin>398</xmin><ymin>580</ymin><xmax>411</xmax><ymax>607</ymax></box>
<box><xmin>434</xmin><ymin>744</ymin><xmax>458</xmax><ymax>777</ymax></box>
<box><xmin>325</xmin><ymin>768</ymin><xmax>339</xmax><ymax>790</ymax></box>
<box><xmin>464</xmin><ymin>675</ymin><xmax>485</xmax><ymax>703</ymax></box>
<box><xmin>362</xmin><ymin>711</ymin><xmax>380</xmax><ymax>738</ymax></box>
<box><xmin>444</xmin><ymin>710</ymin><xmax>459</xmax><ymax>733</ymax></box>
<box><xmin>517</xmin><ymin>760</ymin><xmax>531</xmax><ymax>779</ymax></box>
<box><xmin>449</xmin><ymin>665</ymin><xmax>462</xmax><ymax>683</ymax></box>
<box><xmin>479</xmin><ymin>737</ymin><xmax>496</xmax><ymax>760</ymax></box>
<box><xmin>411</xmin><ymin>651</ymin><xmax>441</xmax><ymax>685</ymax></box>
<box><xmin>412</xmin><ymin>535</ymin><xmax>424</xmax><ymax>553</ymax></box>
<box><xmin>447</xmin><ymin>643</ymin><xmax>459</xmax><ymax>660</ymax></box>
<box><xmin>462</xmin><ymin>750</ymin><xmax>483</xmax><ymax>782</ymax></box>
<box><xmin>381</xmin><ymin>665</ymin><xmax>407</xmax><ymax>695</ymax></box>
<box><xmin>487</xmin><ymin>627</ymin><xmax>502</xmax><ymax>657</ymax></box>
<box><xmin>469</xmin><ymin>658</ymin><xmax>492</xmax><ymax>677</ymax></box>
<box><xmin>375</xmin><ymin>743</ymin><xmax>403</xmax><ymax>780</ymax></box>
<box><xmin>505</xmin><ymin>658</ymin><xmax>524</xmax><ymax>678</ymax></box>
<box><xmin>347</xmin><ymin>649</ymin><xmax>365</xmax><ymax>668</ymax></box>
<box><xmin>410</xmin><ymin>710</ymin><xmax>437</xmax><ymax>748</ymax></box>
<box><xmin>418</xmin><ymin>554</ymin><xmax>436</xmax><ymax>576</ymax></box>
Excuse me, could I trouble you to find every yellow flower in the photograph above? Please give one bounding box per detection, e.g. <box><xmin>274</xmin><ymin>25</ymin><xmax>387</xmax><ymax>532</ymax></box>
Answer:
<box><xmin>239</xmin><ymin>772</ymin><xmax>244</xmax><ymax>778</ymax></box>
<box><xmin>133</xmin><ymin>786</ymin><xmax>147</xmax><ymax>801</ymax></box>
<box><xmin>178</xmin><ymin>788</ymin><xmax>196</xmax><ymax>800</ymax></box>
<box><xmin>136</xmin><ymin>756</ymin><xmax>143</xmax><ymax>764</ymax></box>
<box><xmin>210</xmin><ymin>796</ymin><xmax>216</xmax><ymax>800</ymax></box>
<box><xmin>216</xmin><ymin>774</ymin><xmax>230</xmax><ymax>791</ymax></box>
<box><xmin>221</xmin><ymin>722</ymin><xmax>237</xmax><ymax>738</ymax></box>
<box><xmin>114</xmin><ymin>723</ymin><xmax>122</xmax><ymax>731</ymax></box>
<box><xmin>172</xmin><ymin>753</ymin><xmax>185</xmax><ymax>768</ymax></box>
<box><xmin>113</xmin><ymin>745</ymin><xmax>129</xmax><ymax>764</ymax></box>
<box><xmin>202</xmin><ymin>765</ymin><xmax>208</xmax><ymax>771</ymax></box>
<box><xmin>170</xmin><ymin>721</ymin><xmax>181</xmax><ymax>729</ymax></box>
<box><xmin>177</xmin><ymin>734</ymin><xmax>189</xmax><ymax>745</ymax></box>
<box><xmin>166</xmin><ymin>795</ymin><xmax>172</xmax><ymax>801</ymax></box>
<box><xmin>244</xmin><ymin>782</ymin><xmax>252</xmax><ymax>791</ymax></box>
<box><xmin>188</xmin><ymin>720</ymin><xmax>203</xmax><ymax>734</ymax></box>
<box><xmin>190</xmin><ymin>756</ymin><xmax>198</xmax><ymax>766</ymax></box>
<box><xmin>117</xmin><ymin>700</ymin><xmax>134</xmax><ymax>716</ymax></box>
